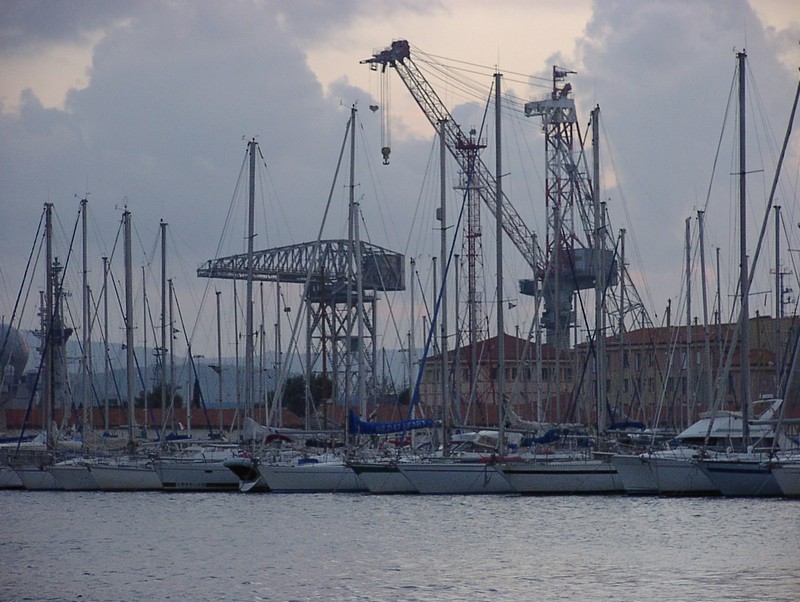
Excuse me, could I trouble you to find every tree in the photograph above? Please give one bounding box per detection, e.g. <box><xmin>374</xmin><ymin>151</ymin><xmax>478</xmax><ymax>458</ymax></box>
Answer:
<box><xmin>135</xmin><ymin>383</ymin><xmax>183</xmax><ymax>409</ymax></box>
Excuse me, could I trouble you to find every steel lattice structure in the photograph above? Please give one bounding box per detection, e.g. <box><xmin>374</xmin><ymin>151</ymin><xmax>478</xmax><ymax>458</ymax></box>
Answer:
<box><xmin>198</xmin><ymin>239</ymin><xmax>404</xmax><ymax>425</ymax></box>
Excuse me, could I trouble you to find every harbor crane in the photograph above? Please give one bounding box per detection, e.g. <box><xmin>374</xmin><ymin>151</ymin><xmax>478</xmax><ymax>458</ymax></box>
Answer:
<box><xmin>362</xmin><ymin>40</ymin><xmax>651</xmax><ymax>349</ymax></box>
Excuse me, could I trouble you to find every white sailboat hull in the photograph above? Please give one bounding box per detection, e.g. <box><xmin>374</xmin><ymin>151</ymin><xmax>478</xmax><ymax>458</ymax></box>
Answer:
<box><xmin>699</xmin><ymin>458</ymin><xmax>782</xmax><ymax>497</ymax></box>
<box><xmin>15</xmin><ymin>464</ymin><xmax>58</xmax><ymax>490</ymax></box>
<box><xmin>91</xmin><ymin>461</ymin><xmax>162</xmax><ymax>491</ymax></box>
<box><xmin>502</xmin><ymin>459</ymin><xmax>622</xmax><ymax>494</ymax></box>
<box><xmin>610</xmin><ymin>454</ymin><xmax>659</xmax><ymax>495</ymax></box>
<box><xmin>398</xmin><ymin>462</ymin><xmax>513</xmax><ymax>494</ymax></box>
<box><xmin>649</xmin><ymin>457</ymin><xmax>718</xmax><ymax>495</ymax></box>
<box><xmin>259</xmin><ymin>461</ymin><xmax>366</xmax><ymax>493</ymax></box>
<box><xmin>0</xmin><ymin>464</ymin><xmax>23</xmax><ymax>489</ymax></box>
<box><xmin>772</xmin><ymin>463</ymin><xmax>800</xmax><ymax>497</ymax></box>
<box><xmin>223</xmin><ymin>456</ymin><xmax>269</xmax><ymax>493</ymax></box>
<box><xmin>349</xmin><ymin>462</ymin><xmax>417</xmax><ymax>494</ymax></box>
<box><xmin>154</xmin><ymin>458</ymin><xmax>240</xmax><ymax>491</ymax></box>
<box><xmin>49</xmin><ymin>462</ymin><xmax>100</xmax><ymax>490</ymax></box>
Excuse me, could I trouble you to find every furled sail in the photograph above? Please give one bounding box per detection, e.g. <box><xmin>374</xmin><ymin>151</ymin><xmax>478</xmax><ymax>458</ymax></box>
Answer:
<box><xmin>347</xmin><ymin>410</ymin><xmax>433</xmax><ymax>435</ymax></box>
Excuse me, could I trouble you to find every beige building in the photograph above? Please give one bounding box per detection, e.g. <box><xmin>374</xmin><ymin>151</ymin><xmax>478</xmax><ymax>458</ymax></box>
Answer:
<box><xmin>418</xmin><ymin>315</ymin><xmax>799</xmax><ymax>429</ymax></box>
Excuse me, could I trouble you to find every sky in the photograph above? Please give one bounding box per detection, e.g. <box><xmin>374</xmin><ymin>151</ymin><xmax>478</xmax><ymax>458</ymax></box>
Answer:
<box><xmin>1</xmin><ymin>0</ymin><xmax>799</xmax><ymax>367</ymax></box>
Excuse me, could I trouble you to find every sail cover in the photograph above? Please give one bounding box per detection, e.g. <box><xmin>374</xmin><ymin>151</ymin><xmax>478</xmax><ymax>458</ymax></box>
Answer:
<box><xmin>347</xmin><ymin>410</ymin><xmax>433</xmax><ymax>435</ymax></box>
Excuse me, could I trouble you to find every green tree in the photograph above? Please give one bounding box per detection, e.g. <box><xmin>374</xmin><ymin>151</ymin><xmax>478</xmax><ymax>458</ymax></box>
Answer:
<box><xmin>135</xmin><ymin>383</ymin><xmax>183</xmax><ymax>409</ymax></box>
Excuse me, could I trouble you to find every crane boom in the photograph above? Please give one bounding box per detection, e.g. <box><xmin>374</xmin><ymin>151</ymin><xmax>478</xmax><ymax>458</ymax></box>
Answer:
<box><xmin>362</xmin><ymin>40</ymin><xmax>540</xmax><ymax>272</ymax></box>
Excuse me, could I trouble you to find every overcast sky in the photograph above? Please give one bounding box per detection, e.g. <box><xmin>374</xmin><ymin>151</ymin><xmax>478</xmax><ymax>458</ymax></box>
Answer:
<box><xmin>1</xmin><ymin>0</ymin><xmax>798</xmax><ymax>363</ymax></box>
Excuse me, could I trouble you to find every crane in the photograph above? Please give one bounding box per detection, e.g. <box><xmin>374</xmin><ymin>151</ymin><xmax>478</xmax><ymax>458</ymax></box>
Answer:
<box><xmin>361</xmin><ymin>40</ymin><xmax>651</xmax><ymax>349</ymax></box>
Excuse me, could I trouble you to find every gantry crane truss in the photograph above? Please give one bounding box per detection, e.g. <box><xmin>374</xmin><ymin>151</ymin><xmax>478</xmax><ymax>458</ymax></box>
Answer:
<box><xmin>197</xmin><ymin>239</ymin><xmax>405</xmax><ymax>415</ymax></box>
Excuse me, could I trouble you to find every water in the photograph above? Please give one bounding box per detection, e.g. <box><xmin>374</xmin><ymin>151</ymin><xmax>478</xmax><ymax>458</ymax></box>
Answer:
<box><xmin>1</xmin><ymin>491</ymin><xmax>798</xmax><ymax>601</ymax></box>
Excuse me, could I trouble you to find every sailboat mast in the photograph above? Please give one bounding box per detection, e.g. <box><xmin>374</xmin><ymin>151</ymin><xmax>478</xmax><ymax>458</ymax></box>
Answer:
<box><xmin>168</xmin><ymin>278</ymin><xmax>175</xmax><ymax>428</ymax></box>
<box><xmin>409</xmin><ymin>257</ymin><xmax>416</xmax><ymax>414</ymax></box>
<box><xmin>354</xmin><ymin>116</ymin><xmax>367</xmax><ymax>420</ymax></box>
<box><xmin>160</xmin><ymin>220</ymin><xmax>167</xmax><ymax>425</ymax></box>
<box><xmin>698</xmin><ymin>211</ymin><xmax>714</xmax><ymax>413</ymax></box>
<box><xmin>102</xmin><ymin>255</ymin><xmax>110</xmax><ymax>434</ymax></box>
<box><xmin>591</xmin><ymin>106</ymin><xmax>606</xmax><ymax>432</ymax></box>
<box><xmin>81</xmin><ymin>197</ymin><xmax>91</xmax><ymax>435</ymax></box>
<box><xmin>439</xmin><ymin>118</ymin><xmax>450</xmax><ymax>449</ymax></box>
<box><xmin>685</xmin><ymin>216</ymin><xmax>692</xmax><ymax>428</ymax></box>
<box><xmin>346</xmin><ymin>106</ymin><xmax>355</xmax><ymax>419</ymax></box>
<box><xmin>737</xmin><ymin>50</ymin><xmax>751</xmax><ymax>442</ymax></box>
<box><xmin>142</xmin><ymin>265</ymin><xmax>148</xmax><ymax>431</ymax></box>
<box><xmin>123</xmin><ymin>209</ymin><xmax>135</xmax><ymax>448</ymax></box>
<box><xmin>774</xmin><ymin>205</ymin><xmax>782</xmax><ymax>384</ymax></box>
<box><xmin>495</xmin><ymin>71</ymin><xmax>505</xmax><ymax>452</ymax></box>
<box><xmin>44</xmin><ymin>203</ymin><xmax>53</xmax><ymax>446</ymax></box>
<box><xmin>216</xmin><ymin>290</ymin><xmax>223</xmax><ymax>433</ymax></box>
<box><xmin>246</xmin><ymin>139</ymin><xmax>256</xmax><ymax>421</ymax></box>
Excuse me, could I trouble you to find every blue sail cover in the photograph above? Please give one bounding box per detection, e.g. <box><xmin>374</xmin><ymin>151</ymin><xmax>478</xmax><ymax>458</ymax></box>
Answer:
<box><xmin>347</xmin><ymin>409</ymin><xmax>434</xmax><ymax>435</ymax></box>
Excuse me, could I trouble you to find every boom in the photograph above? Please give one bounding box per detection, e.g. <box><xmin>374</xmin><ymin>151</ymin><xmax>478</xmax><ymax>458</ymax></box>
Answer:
<box><xmin>362</xmin><ymin>40</ymin><xmax>540</xmax><ymax>272</ymax></box>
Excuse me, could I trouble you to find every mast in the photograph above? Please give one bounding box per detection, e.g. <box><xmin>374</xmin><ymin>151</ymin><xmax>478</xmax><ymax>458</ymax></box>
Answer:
<box><xmin>439</xmin><ymin>118</ymin><xmax>450</xmax><ymax>449</ymax></box>
<box><xmin>774</xmin><ymin>205</ymin><xmax>782</xmax><ymax>387</ymax></box>
<box><xmin>216</xmin><ymin>290</ymin><xmax>223</xmax><ymax>433</ymax></box>
<box><xmin>453</xmin><ymin>254</ymin><xmax>461</xmax><ymax>422</ymax></box>
<box><xmin>123</xmin><ymin>209</ymin><xmax>135</xmax><ymax>449</ymax></box>
<box><xmin>44</xmin><ymin>203</ymin><xmax>53</xmax><ymax>447</ymax></box>
<box><xmin>345</xmin><ymin>106</ymin><xmax>355</xmax><ymax>420</ymax></box>
<box><xmin>698</xmin><ymin>211</ymin><xmax>714</xmax><ymax>413</ymax></box>
<box><xmin>275</xmin><ymin>279</ymin><xmax>282</xmax><ymax>426</ymax></box>
<box><xmin>259</xmin><ymin>282</ymin><xmax>265</xmax><ymax>425</ymax></box>
<box><xmin>102</xmin><ymin>255</ymin><xmax>110</xmax><ymax>434</ymax></box>
<box><xmin>160</xmin><ymin>220</ymin><xmax>167</xmax><ymax>430</ymax></box>
<box><xmin>233</xmin><ymin>284</ymin><xmax>241</xmax><ymax>431</ymax></box>
<box><xmin>685</xmin><ymin>217</ymin><xmax>692</xmax><ymax>428</ymax></box>
<box><xmin>81</xmin><ymin>197</ymin><xmax>91</xmax><ymax>437</ymax></box>
<box><xmin>495</xmin><ymin>71</ymin><xmax>505</xmax><ymax>452</ymax></box>
<box><xmin>738</xmin><ymin>50</ymin><xmax>750</xmax><ymax>442</ymax></box>
<box><xmin>246</xmin><ymin>139</ymin><xmax>256</xmax><ymax>422</ymax></box>
<box><xmin>591</xmin><ymin>106</ymin><xmax>606</xmax><ymax>432</ymax></box>
<box><xmin>409</xmin><ymin>257</ymin><xmax>416</xmax><ymax>417</ymax></box>
<box><xmin>353</xmin><ymin>111</ymin><xmax>367</xmax><ymax>420</ymax></box>
<box><xmin>142</xmin><ymin>265</ymin><xmax>148</xmax><ymax>432</ymax></box>
<box><xmin>168</xmin><ymin>278</ymin><xmax>175</xmax><ymax>430</ymax></box>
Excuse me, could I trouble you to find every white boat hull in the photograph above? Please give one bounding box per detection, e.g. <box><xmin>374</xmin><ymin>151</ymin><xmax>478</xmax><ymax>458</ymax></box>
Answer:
<box><xmin>398</xmin><ymin>461</ymin><xmax>513</xmax><ymax>494</ymax></box>
<box><xmin>155</xmin><ymin>458</ymin><xmax>240</xmax><ymax>491</ymax></box>
<box><xmin>649</xmin><ymin>457</ymin><xmax>718</xmax><ymax>495</ymax></box>
<box><xmin>699</xmin><ymin>458</ymin><xmax>782</xmax><ymax>497</ymax></box>
<box><xmin>502</xmin><ymin>459</ymin><xmax>622</xmax><ymax>494</ymax></box>
<box><xmin>772</xmin><ymin>463</ymin><xmax>800</xmax><ymax>497</ymax></box>
<box><xmin>259</xmin><ymin>462</ymin><xmax>366</xmax><ymax>493</ymax></box>
<box><xmin>49</xmin><ymin>463</ymin><xmax>100</xmax><ymax>490</ymax></box>
<box><xmin>223</xmin><ymin>456</ymin><xmax>269</xmax><ymax>492</ymax></box>
<box><xmin>610</xmin><ymin>454</ymin><xmax>659</xmax><ymax>495</ymax></box>
<box><xmin>91</xmin><ymin>462</ymin><xmax>162</xmax><ymax>491</ymax></box>
<box><xmin>349</xmin><ymin>462</ymin><xmax>417</xmax><ymax>494</ymax></box>
<box><xmin>0</xmin><ymin>464</ymin><xmax>23</xmax><ymax>489</ymax></box>
<box><xmin>15</xmin><ymin>464</ymin><xmax>58</xmax><ymax>490</ymax></box>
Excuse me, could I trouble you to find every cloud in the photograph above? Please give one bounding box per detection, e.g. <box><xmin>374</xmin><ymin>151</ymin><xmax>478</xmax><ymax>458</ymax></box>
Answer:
<box><xmin>0</xmin><ymin>0</ymin><xmax>133</xmax><ymax>54</ymax></box>
<box><xmin>566</xmin><ymin>0</ymin><xmax>800</xmax><ymax>317</ymax></box>
<box><xmin>1</xmin><ymin>0</ymin><xmax>797</xmax><ymax>359</ymax></box>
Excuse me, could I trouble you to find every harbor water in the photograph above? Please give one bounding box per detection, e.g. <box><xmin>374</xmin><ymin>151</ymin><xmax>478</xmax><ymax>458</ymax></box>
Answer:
<box><xmin>1</xmin><ymin>491</ymin><xmax>798</xmax><ymax>601</ymax></box>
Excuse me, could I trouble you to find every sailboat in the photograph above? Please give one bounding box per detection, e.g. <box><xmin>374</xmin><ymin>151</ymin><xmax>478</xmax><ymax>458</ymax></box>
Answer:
<box><xmin>11</xmin><ymin>203</ymin><xmax>84</xmax><ymax>490</ymax></box>
<box><xmin>696</xmin><ymin>51</ymin><xmax>799</xmax><ymax>498</ymax></box>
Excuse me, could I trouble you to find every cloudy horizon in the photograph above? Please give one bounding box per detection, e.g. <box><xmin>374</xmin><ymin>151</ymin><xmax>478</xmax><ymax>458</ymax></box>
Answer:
<box><xmin>2</xmin><ymin>0</ymin><xmax>798</xmax><ymax>363</ymax></box>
